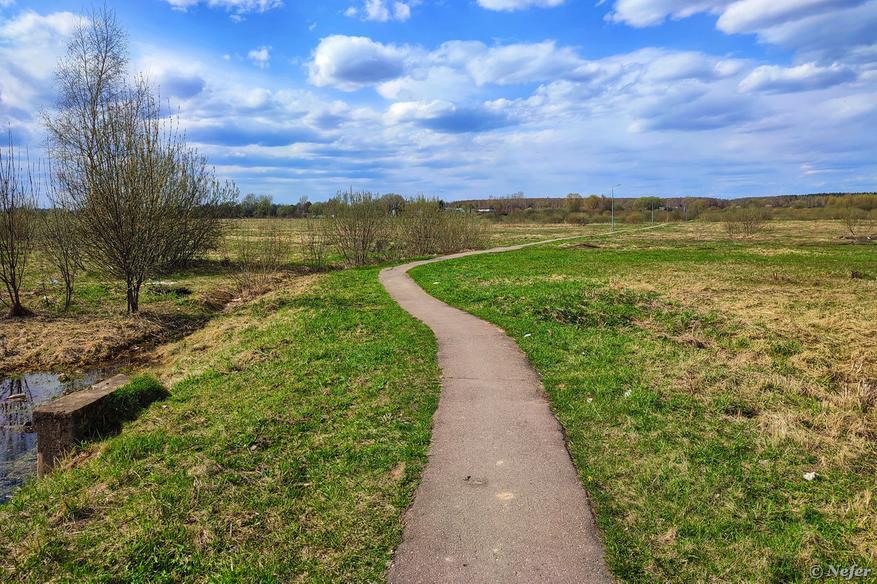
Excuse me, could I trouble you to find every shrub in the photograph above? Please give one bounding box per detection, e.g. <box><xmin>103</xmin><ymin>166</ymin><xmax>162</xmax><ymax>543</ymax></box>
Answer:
<box><xmin>41</xmin><ymin>207</ymin><xmax>81</xmax><ymax>311</ymax></box>
<box><xmin>397</xmin><ymin>197</ymin><xmax>489</xmax><ymax>255</ymax></box>
<box><xmin>325</xmin><ymin>191</ymin><xmax>389</xmax><ymax>266</ymax></box>
<box><xmin>230</xmin><ymin>226</ymin><xmax>291</xmax><ymax>296</ymax></box>
<box><xmin>724</xmin><ymin>208</ymin><xmax>769</xmax><ymax>237</ymax></box>
<box><xmin>300</xmin><ymin>218</ymin><xmax>329</xmax><ymax>271</ymax></box>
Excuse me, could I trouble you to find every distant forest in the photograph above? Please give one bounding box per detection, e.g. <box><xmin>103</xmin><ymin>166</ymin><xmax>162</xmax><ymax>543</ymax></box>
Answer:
<box><xmin>223</xmin><ymin>191</ymin><xmax>877</xmax><ymax>226</ymax></box>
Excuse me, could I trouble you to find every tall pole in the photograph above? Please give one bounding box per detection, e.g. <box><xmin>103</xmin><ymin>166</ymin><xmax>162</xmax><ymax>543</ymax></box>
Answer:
<box><xmin>611</xmin><ymin>184</ymin><xmax>621</xmax><ymax>232</ymax></box>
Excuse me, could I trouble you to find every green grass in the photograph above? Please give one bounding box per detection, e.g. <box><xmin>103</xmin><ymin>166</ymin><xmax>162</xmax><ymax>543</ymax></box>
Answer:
<box><xmin>410</xmin><ymin>225</ymin><xmax>877</xmax><ymax>583</ymax></box>
<box><xmin>0</xmin><ymin>268</ymin><xmax>441</xmax><ymax>583</ymax></box>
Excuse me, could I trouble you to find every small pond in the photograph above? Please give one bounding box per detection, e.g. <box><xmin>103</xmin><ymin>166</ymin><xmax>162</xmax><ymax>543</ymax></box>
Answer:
<box><xmin>1</xmin><ymin>370</ymin><xmax>112</xmax><ymax>502</ymax></box>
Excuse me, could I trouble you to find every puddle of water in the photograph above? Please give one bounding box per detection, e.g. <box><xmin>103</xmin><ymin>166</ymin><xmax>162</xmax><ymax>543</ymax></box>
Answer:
<box><xmin>1</xmin><ymin>370</ymin><xmax>112</xmax><ymax>502</ymax></box>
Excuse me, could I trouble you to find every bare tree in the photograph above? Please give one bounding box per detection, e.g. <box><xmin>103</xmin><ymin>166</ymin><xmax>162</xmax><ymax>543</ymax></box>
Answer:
<box><xmin>41</xmin><ymin>204</ymin><xmax>81</xmax><ymax>311</ymax></box>
<box><xmin>45</xmin><ymin>7</ymin><xmax>235</xmax><ymax>313</ymax></box>
<box><xmin>0</xmin><ymin>141</ymin><xmax>38</xmax><ymax>317</ymax></box>
<box><xmin>162</xmin><ymin>151</ymin><xmax>239</xmax><ymax>268</ymax></box>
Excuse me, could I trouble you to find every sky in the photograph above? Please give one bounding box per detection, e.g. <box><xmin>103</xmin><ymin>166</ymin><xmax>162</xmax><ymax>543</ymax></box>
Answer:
<box><xmin>1</xmin><ymin>0</ymin><xmax>876</xmax><ymax>202</ymax></box>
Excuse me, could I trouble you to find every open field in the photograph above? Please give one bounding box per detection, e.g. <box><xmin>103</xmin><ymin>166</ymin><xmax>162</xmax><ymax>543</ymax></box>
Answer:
<box><xmin>0</xmin><ymin>218</ymin><xmax>599</xmax><ymax>374</ymax></box>
<box><xmin>410</xmin><ymin>220</ymin><xmax>876</xmax><ymax>582</ymax></box>
<box><xmin>2</xmin><ymin>218</ymin><xmax>875</xmax><ymax>582</ymax></box>
<box><xmin>0</xmin><ymin>268</ymin><xmax>441</xmax><ymax>582</ymax></box>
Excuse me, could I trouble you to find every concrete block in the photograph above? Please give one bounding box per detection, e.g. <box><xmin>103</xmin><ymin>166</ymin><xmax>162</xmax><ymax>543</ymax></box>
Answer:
<box><xmin>33</xmin><ymin>374</ymin><xmax>131</xmax><ymax>477</ymax></box>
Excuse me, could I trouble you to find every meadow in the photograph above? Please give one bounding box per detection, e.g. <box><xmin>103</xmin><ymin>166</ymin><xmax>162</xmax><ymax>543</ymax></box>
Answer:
<box><xmin>0</xmin><ymin>218</ymin><xmax>591</xmax><ymax>374</ymax></box>
<box><xmin>411</xmin><ymin>220</ymin><xmax>876</xmax><ymax>582</ymax></box>
<box><xmin>1</xmin><ymin>217</ymin><xmax>874</xmax><ymax>582</ymax></box>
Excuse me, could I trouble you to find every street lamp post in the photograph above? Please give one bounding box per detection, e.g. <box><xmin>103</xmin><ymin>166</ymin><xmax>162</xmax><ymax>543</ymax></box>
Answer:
<box><xmin>610</xmin><ymin>184</ymin><xmax>621</xmax><ymax>232</ymax></box>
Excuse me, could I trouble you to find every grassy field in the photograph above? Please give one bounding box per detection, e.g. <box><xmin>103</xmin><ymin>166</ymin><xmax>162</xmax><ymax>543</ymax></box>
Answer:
<box><xmin>0</xmin><ymin>268</ymin><xmax>441</xmax><ymax>582</ymax></box>
<box><xmin>1</xmin><ymin>218</ymin><xmax>598</xmax><ymax>374</ymax></box>
<box><xmin>3</xmin><ymin>218</ymin><xmax>874</xmax><ymax>582</ymax></box>
<box><xmin>410</xmin><ymin>220</ymin><xmax>876</xmax><ymax>582</ymax></box>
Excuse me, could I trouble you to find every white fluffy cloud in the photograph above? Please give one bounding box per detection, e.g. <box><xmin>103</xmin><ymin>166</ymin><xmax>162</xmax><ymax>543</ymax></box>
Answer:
<box><xmin>739</xmin><ymin>62</ymin><xmax>857</xmax><ymax>93</ymax></box>
<box><xmin>606</xmin><ymin>0</ymin><xmax>729</xmax><ymax>27</ymax></box>
<box><xmin>345</xmin><ymin>0</ymin><xmax>416</xmax><ymax>22</ymax></box>
<box><xmin>476</xmin><ymin>0</ymin><xmax>566</xmax><ymax>10</ymax></box>
<box><xmin>385</xmin><ymin>99</ymin><xmax>515</xmax><ymax>133</ymax></box>
<box><xmin>606</xmin><ymin>0</ymin><xmax>877</xmax><ymax>63</ymax></box>
<box><xmin>247</xmin><ymin>45</ymin><xmax>271</xmax><ymax>69</ymax></box>
<box><xmin>716</xmin><ymin>0</ymin><xmax>859</xmax><ymax>33</ymax></box>
<box><xmin>308</xmin><ymin>36</ymin><xmax>415</xmax><ymax>90</ymax></box>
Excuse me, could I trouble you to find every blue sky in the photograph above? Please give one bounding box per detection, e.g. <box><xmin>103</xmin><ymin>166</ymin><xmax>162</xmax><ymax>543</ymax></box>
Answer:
<box><xmin>1</xmin><ymin>0</ymin><xmax>876</xmax><ymax>201</ymax></box>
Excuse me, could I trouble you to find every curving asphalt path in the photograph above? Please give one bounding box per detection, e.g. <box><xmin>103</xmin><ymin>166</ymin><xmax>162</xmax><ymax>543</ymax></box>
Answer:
<box><xmin>380</xmin><ymin>236</ymin><xmax>615</xmax><ymax>584</ymax></box>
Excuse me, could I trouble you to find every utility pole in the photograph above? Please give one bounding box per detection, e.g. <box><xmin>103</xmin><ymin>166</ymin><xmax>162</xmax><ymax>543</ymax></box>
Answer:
<box><xmin>611</xmin><ymin>184</ymin><xmax>621</xmax><ymax>232</ymax></box>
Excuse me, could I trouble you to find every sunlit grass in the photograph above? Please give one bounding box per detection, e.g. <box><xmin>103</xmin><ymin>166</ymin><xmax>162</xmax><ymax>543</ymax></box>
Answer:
<box><xmin>410</xmin><ymin>220</ymin><xmax>876</xmax><ymax>582</ymax></box>
<box><xmin>0</xmin><ymin>268</ymin><xmax>441</xmax><ymax>582</ymax></box>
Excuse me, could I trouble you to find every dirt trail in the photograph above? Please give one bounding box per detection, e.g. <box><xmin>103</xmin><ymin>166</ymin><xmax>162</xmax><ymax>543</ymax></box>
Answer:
<box><xmin>379</xmin><ymin>233</ymin><xmax>640</xmax><ymax>583</ymax></box>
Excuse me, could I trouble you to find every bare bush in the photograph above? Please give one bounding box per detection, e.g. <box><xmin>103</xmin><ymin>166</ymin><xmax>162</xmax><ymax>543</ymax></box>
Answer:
<box><xmin>0</xmin><ymin>141</ymin><xmax>38</xmax><ymax>317</ymax></box>
<box><xmin>840</xmin><ymin>206</ymin><xmax>875</xmax><ymax>238</ymax></box>
<box><xmin>397</xmin><ymin>197</ymin><xmax>489</xmax><ymax>255</ymax></box>
<box><xmin>397</xmin><ymin>197</ymin><xmax>444</xmax><ymax>255</ymax></box>
<box><xmin>326</xmin><ymin>191</ymin><xmax>388</xmax><ymax>266</ymax></box>
<box><xmin>230</xmin><ymin>228</ymin><xmax>291</xmax><ymax>297</ymax></box>
<box><xmin>724</xmin><ymin>208</ymin><xmax>769</xmax><ymax>237</ymax></box>
<box><xmin>40</xmin><ymin>206</ymin><xmax>81</xmax><ymax>311</ymax></box>
<box><xmin>300</xmin><ymin>218</ymin><xmax>328</xmax><ymax>271</ymax></box>
<box><xmin>434</xmin><ymin>208</ymin><xmax>490</xmax><ymax>252</ymax></box>
<box><xmin>45</xmin><ymin>7</ymin><xmax>235</xmax><ymax>313</ymax></box>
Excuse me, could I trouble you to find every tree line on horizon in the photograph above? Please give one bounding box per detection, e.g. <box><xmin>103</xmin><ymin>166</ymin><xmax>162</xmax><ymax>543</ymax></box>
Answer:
<box><xmin>448</xmin><ymin>191</ymin><xmax>877</xmax><ymax>226</ymax></box>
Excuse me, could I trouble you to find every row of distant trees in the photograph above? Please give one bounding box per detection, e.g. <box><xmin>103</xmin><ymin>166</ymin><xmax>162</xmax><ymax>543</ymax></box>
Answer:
<box><xmin>220</xmin><ymin>192</ymin><xmax>413</xmax><ymax>219</ymax></box>
<box><xmin>454</xmin><ymin>192</ymin><xmax>877</xmax><ymax>233</ymax></box>
<box><xmin>0</xmin><ymin>7</ymin><xmax>235</xmax><ymax>317</ymax></box>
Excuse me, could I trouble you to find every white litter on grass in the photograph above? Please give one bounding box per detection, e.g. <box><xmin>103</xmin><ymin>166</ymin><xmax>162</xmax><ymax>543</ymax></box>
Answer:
<box><xmin>524</xmin><ymin>333</ymin><xmax>532</xmax><ymax>338</ymax></box>
<box><xmin>433</xmin><ymin>282</ymin><xmax>439</xmax><ymax>284</ymax></box>
<box><xmin>803</xmin><ymin>472</ymin><xmax>816</xmax><ymax>481</ymax></box>
<box><xmin>623</xmin><ymin>389</ymin><xmax>632</xmax><ymax>398</ymax></box>
<box><xmin>587</xmin><ymin>397</ymin><xmax>594</xmax><ymax>403</ymax></box>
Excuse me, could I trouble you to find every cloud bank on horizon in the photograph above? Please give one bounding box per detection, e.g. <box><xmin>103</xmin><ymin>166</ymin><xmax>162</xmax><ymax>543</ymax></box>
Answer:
<box><xmin>0</xmin><ymin>0</ymin><xmax>875</xmax><ymax>200</ymax></box>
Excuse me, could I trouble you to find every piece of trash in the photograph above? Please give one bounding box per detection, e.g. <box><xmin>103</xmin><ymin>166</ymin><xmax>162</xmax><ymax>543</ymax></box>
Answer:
<box><xmin>587</xmin><ymin>397</ymin><xmax>594</xmax><ymax>403</ymax></box>
<box><xmin>433</xmin><ymin>282</ymin><xmax>439</xmax><ymax>284</ymax></box>
<box><xmin>623</xmin><ymin>389</ymin><xmax>632</xmax><ymax>398</ymax></box>
<box><xmin>524</xmin><ymin>333</ymin><xmax>532</xmax><ymax>338</ymax></box>
<box><xmin>249</xmin><ymin>445</ymin><xmax>257</xmax><ymax>452</ymax></box>
<box><xmin>803</xmin><ymin>472</ymin><xmax>816</xmax><ymax>481</ymax></box>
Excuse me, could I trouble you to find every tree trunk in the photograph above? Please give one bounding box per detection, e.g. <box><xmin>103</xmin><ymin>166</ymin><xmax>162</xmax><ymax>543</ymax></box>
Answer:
<box><xmin>126</xmin><ymin>280</ymin><xmax>140</xmax><ymax>314</ymax></box>
<box><xmin>64</xmin><ymin>279</ymin><xmax>74</xmax><ymax>311</ymax></box>
<box><xmin>7</xmin><ymin>288</ymin><xmax>29</xmax><ymax>317</ymax></box>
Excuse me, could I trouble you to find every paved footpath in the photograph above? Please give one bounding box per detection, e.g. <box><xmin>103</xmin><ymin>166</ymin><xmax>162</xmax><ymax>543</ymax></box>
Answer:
<box><xmin>380</xmin><ymin>238</ymin><xmax>614</xmax><ymax>584</ymax></box>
